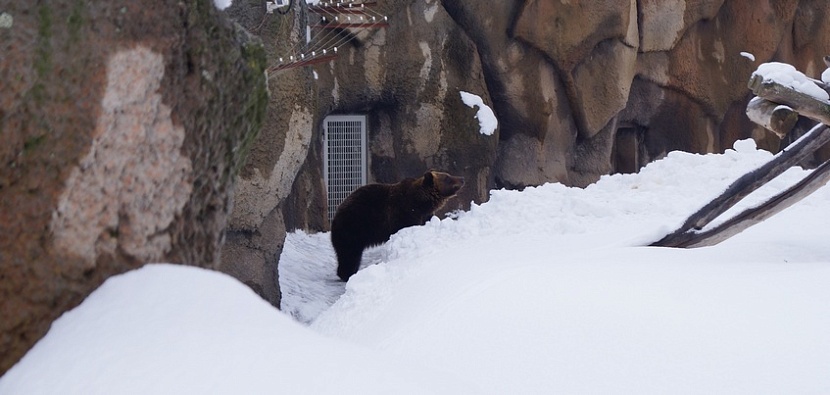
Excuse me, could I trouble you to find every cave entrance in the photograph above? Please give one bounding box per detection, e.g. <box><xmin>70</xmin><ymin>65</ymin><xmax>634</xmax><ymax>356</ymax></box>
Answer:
<box><xmin>613</xmin><ymin>124</ymin><xmax>648</xmax><ymax>174</ymax></box>
<box><xmin>323</xmin><ymin>115</ymin><xmax>368</xmax><ymax>222</ymax></box>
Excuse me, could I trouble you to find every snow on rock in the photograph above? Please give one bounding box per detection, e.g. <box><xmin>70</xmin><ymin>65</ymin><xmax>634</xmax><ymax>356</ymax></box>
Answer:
<box><xmin>0</xmin><ymin>264</ymin><xmax>478</xmax><ymax>394</ymax></box>
<box><xmin>213</xmin><ymin>0</ymin><xmax>232</xmax><ymax>10</ymax></box>
<box><xmin>753</xmin><ymin>62</ymin><xmax>829</xmax><ymax>101</ymax></box>
<box><xmin>459</xmin><ymin>91</ymin><xmax>498</xmax><ymax>136</ymax></box>
<box><xmin>739</xmin><ymin>51</ymin><xmax>755</xmax><ymax>61</ymax></box>
<box><xmin>822</xmin><ymin>67</ymin><xmax>830</xmax><ymax>85</ymax></box>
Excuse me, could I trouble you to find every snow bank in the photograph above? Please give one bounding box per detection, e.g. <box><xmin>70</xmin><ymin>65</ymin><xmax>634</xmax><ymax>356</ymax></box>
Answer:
<box><xmin>0</xmin><ymin>264</ymin><xmax>477</xmax><ymax>394</ymax></box>
<box><xmin>310</xmin><ymin>140</ymin><xmax>830</xmax><ymax>393</ymax></box>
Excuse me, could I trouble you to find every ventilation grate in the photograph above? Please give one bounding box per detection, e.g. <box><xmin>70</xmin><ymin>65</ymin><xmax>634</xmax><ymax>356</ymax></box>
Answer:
<box><xmin>324</xmin><ymin>115</ymin><xmax>367</xmax><ymax>222</ymax></box>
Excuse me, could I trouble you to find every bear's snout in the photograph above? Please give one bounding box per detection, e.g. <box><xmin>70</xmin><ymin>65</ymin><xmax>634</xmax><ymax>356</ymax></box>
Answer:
<box><xmin>445</xmin><ymin>176</ymin><xmax>464</xmax><ymax>195</ymax></box>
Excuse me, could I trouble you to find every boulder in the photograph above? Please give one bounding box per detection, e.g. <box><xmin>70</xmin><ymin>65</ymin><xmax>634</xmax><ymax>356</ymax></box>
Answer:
<box><xmin>513</xmin><ymin>0</ymin><xmax>637</xmax><ymax>73</ymax></box>
<box><xmin>638</xmin><ymin>0</ymin><xmax>724</xmax><ymax>52</ymax></box>
<box><xmin>443</xmin><ymin>1</ymin><xmax>579</xmax><ymax>188</ymax></box>
<box><xmin>0</xmin><ymin>1</ymin><xmax>267</xmax><ymax>373</ymax></box>
<box><xmin>514</xmin><ymin>0</ymin><xmax>638</xmax><ymax>138</ymax></box>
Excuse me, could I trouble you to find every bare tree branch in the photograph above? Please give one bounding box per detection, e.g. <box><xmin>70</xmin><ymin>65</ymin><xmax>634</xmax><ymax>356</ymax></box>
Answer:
<box><xmin>654</xmin><ymin>157</ymin><xmax>830</xmax><ymax>248</ymax></box>
<box><xmin>650</xmin><ymin>124</ymin><xmax>830</xmax><ymax>247</ymax></box>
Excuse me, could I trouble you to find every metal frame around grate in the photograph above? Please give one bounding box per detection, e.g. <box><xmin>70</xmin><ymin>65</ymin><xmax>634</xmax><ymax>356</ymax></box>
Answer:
<box><xmin>323</xmin><ymin>115</ymin><xmax>367</xmax><ymax>222</ymax></box>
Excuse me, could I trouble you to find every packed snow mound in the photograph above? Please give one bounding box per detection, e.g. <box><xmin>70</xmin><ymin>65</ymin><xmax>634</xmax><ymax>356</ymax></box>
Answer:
<box><xmin>0</xmin><ymin>264</ymin><xmax>477</xmax><ymax>394</ymax></box>
<box><xmin>307</xmin><ymin>140</ymin><xmax>830</xmax><ymax>393</ymax></box>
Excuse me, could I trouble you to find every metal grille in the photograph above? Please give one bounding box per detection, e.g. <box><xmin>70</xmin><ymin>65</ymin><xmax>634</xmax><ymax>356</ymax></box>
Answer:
<box><xmin>324</xmin><ymin>115</ymin><xmax>367</xmax><ymax>222</ymax></box>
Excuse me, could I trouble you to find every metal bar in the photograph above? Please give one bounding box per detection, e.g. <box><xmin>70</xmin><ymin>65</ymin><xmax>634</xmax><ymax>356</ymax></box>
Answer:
<box><xmin>312</xmin><ymin>22</ymin><xmax>390</xmax><ymax>29</ymax></box>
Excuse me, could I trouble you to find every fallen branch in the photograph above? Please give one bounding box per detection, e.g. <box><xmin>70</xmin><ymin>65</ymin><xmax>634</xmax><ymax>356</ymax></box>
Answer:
<box><xmin>650</xmin><ymin>124</ymin><xmax>830</xmax><ymax>247</ymax></box>
<box><xmin>748</xmin><ymin>74</ymin><xmax>830</xmax><ymax>126</ymax></box>
<box><xmin>746</xmin><ymin>98</ymin><xmax>798</xmax><ymax>139</ymax></box>
<box><xmin>654</xmin><ymin>157</ymin><xmax>830</xmax><ymax>248</ymax></box>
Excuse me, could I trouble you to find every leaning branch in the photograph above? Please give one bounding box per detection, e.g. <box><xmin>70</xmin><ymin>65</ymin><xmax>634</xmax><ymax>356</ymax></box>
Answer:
<box><xmin>655</xmin><ymin>157</ymin><xmax>830</xmax><ymax>248</ymax></box>
<box><xmin>650</xmin><ymin>124</ymin><xmax>830</xmax><ymax>247</ymax></box>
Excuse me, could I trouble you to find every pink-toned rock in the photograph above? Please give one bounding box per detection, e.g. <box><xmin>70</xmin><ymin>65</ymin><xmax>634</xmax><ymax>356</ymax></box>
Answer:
<box><xmin>0</xmin><ymin>1</ymin><xmax>267</xmax><ymax>374</ymax></box>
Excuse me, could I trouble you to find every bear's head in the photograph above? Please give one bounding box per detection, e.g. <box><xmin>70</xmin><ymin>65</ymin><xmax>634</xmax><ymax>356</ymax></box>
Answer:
<box><xmin>422</xmin><ymin>170</ymin><xmax>464</xmax><ymax>198</ymax></box>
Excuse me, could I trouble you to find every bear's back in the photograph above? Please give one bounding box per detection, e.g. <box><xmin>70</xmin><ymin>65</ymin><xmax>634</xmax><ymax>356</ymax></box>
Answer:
<box><xmin>332</xmin><ymin>183</ymin><xmax>396</xmax><ymax>246</ymax></box>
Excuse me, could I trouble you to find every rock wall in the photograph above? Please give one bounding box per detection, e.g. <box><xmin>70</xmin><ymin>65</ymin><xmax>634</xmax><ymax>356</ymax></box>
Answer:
<box><xmin>220</xmin><ymin>0</ymin><xmax>318</xmax><ymax>307</ymax></box>
<box><xmin>314</xmin><ymin>0</ymin><xmax>497</xmax><ymax>209</ymax></box>
<box><xmin>443</xmin><ymin>0</ymin><xmax>830</xmax><ymax>187</ymax></box>
<box><xmin>0</xmin><ymin>1</ymin><xmax>267</xmax><ymax>373</ymax></box>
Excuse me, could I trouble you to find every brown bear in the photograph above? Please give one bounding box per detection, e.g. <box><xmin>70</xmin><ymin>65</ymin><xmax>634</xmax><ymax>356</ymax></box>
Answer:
<box><xmin>331</xmin><ymin>170</ymin><xmax>465</xmax><ymax>281</ymax></box>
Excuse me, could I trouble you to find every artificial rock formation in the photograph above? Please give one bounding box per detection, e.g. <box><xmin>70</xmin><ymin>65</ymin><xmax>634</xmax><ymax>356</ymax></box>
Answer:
<box><xmin>442</xmin><ymin>0</ymin><xmax>830</xmax><ymax>186</ymax></box>
<box><xmin>319</xmin><ymin>0</ymin><xmax>497</xmax><ymax>208</ymax></box>
<box><xmin>221</xmin><ymin>0</ymin><xmax>319</xmax><ymax>307</ymax></box>
<box><xmin>0</xmin><ymin>1</ymin><xmax>267</xmax><ymax>373</ymax></box>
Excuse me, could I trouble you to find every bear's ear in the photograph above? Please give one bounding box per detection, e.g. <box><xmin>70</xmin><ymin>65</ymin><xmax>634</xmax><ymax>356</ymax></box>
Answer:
<box><xmin>423</xmin><ymin>171</ymin><xmax>434</xmax><ymax>187</ymax></box>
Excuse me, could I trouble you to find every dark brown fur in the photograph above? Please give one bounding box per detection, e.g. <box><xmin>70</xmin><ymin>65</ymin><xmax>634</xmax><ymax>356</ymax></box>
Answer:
<box><xmin>331</xmin><ymin>171</ymin><xmax>464</xmax><ymax>281</ymax></box>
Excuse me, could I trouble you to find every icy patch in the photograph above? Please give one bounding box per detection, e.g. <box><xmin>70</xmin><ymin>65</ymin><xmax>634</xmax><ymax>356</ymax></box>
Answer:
<box><xmin>279</xmin><ymin>230</ymin><xmax>391</xmax><ymax>323</ymax></box>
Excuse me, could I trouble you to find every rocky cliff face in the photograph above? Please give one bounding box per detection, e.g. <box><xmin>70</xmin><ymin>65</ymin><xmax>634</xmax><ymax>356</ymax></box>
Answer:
<box><xmin>447</xmin><ymin>0</ymin><xmax>830</xmax><ymax>187</ymax></box>
<box><xmin>0</xmin><ymin>1</ymin><xmax>267</xmax><ymax>373</ymax></box>
<box><xmin>220</xmin><ymin>0</ymin><xmax>320</xmax><ymax>307</ymax></box>
<box><xmin>314</xmin><ymin>0</ymin><xmax>497</xmax><ymax>209</ymax></box>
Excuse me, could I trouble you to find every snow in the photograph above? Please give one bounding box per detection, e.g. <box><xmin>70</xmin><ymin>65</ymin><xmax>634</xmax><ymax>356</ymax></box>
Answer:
<box><xmin>753</xmin><ymin>62</ymin><xmax>830</xmax><ymax>101</ymax></box>
<box><xmin>212</xmin><ymin>0</ymin><xmax>232</xmax><ymax>10</ymax></box>
<box><xmin>822</xmin><ymin>67</ymin><xmax>830</xmax><ymax>85</ymax></box>
<box><xmin>459</xmin><ymin>91</ymin><xmax>498</xmax><ymax>136</ymax></box>
<box><xmin>0</xmin><ymin>264</ymin><xmax>474</xmax><ymax>394</ymax></box>
<box><xmin>3</xmin><ymin>139</ymin><xmax>830</xmax><ymax>393</ymax></box>
<box><xmin>739</xmin><ymin>51</ymin><xmax>755</xmax><ymax>62</ymax></box>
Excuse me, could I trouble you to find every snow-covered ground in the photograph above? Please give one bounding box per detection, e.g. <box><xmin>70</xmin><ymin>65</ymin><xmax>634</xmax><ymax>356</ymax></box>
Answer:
<box><xmin>3</xmin><ymin>139</ymin><xmax>830</xmax><ymax>393</ymax></box>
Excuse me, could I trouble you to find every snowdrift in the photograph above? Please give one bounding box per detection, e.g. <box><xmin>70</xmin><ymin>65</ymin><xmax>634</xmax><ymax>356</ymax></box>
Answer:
<box><xmin>3</xmin><ymin>140</ymin><xmax>830</xmax><ymax>393</ymax></box>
